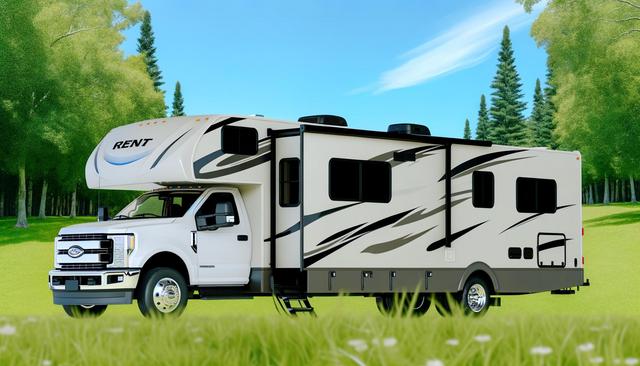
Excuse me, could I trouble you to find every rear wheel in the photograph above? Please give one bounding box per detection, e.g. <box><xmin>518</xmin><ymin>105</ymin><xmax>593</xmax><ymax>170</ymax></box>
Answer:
<box><xmin>460</xmin><ymin>276</ymin><xmax>491</xmax><ymax>316</ymax></box>
<box><xmin>376</xmin><ymin>294</ymin><xmax>430</xmax><ymax>316</ymax></box>
<box><xmin>62</xmin><ymin>304</ymin><xmax>107</xmax><ymax>318</ymax></box>
<box><xmin>137</xmin><ymin>267</ymin><xmax>188</xmax><ymax>318</ymax></box>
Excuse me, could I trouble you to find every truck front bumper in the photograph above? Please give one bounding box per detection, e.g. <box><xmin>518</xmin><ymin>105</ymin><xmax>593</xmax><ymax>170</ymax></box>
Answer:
<box><xmin>48</xmin><ymin>269</ymin><xmax>140</xmax><ymax>305</ymax></box>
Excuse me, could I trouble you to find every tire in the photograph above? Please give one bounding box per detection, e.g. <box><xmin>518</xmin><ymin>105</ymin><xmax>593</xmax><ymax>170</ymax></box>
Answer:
<box><xmin>376</xmin><ymin>293</ymin><xmax>430</xmax><ymax>316</ymax></box>
<box><xmin>460</xmin><ymin>276</ymin><xmax>491</xmax><ymax>316</ymax></box>
<box><xmin>137</xmin><ymin>267</ymin><xmax>188</xmax><ymax>318</ymax></box>
<box><xmin>62</xmin><ymin>304</ymin><xmax>107</xmax><ymax>318</ymax></box>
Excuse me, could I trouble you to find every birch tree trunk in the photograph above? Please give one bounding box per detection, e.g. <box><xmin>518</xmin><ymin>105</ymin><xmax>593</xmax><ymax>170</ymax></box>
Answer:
<box><xmin>89</xmin><ymin>200</ymin><xmax>93</xmax><ymax>217</ymax></box>
<box><xmin>614</xmin><ymin>179</ymin><xmax>619</xmax><ymax>202</ymax></box>
<box><xmin>15</xmin><ymin>164</ymin><xmax>28</xmax><ymax>228</ymax></box>
<box><xmin>38</xmin><ymin>180</ymin><xmax>48</xmax><ymax>218</ymax></box>
<box><xmin>603</xmin><ymin>175</ymin><xmax>610</xmax><ymax>204</ymax></box>
<box><xmin>69</xmin><ymin>187</ymin><xmax>77</xmax><ymax>218</ymax></box>
<box><xmin>588</xmin><ymin>184</ymin><xmax>594</xmax><ymax>204</ymax></box>
<box><xmin>622</xmin><ymin>179</ymin><xmax>627</xmax><ymax>202</ymax></box>
<box><xmin>630</xmin><ymin>176</ymin><xmax>637</xmax><ymax>203</ymax></box>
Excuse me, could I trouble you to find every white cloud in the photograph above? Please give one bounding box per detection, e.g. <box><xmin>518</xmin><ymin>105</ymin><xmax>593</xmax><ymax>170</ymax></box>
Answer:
<box><xmin>370</xmin><ymin>2</ymin><xmax>537</xmax><ymax>93</ymax></box>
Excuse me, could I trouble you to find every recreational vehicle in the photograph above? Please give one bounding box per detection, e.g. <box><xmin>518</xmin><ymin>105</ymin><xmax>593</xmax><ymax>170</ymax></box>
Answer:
<box><xmin>48</xmin><ymin>114</ymin><xmax>587</xmax><ymax>317</ymax></box>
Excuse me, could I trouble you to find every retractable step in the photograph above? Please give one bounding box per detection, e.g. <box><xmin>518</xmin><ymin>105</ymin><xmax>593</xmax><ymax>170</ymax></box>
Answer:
<box><xmin>274</xmin><ymin>295</ymin><xmax>316</xmax><ymax>316</ymax></box>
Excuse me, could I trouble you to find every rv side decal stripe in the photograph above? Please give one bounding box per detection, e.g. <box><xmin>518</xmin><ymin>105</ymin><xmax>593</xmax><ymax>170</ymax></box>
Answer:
<box><xmin>500</xmin><ymin>204</ymin><xmax>575</xmax><ymax>234</ymax></box>
<box><xmin>150</xmin><ymin>129</ymin><xmax>191</xmax><ymax>169</ymax></box>
<box><xmin>203</xmin><ymin>117</ymin><xmax>244</xmax><ymax>134</ymax></box>
<box><xmin>361</xmin><ymin>225</ymin><xmax>438</xmax><ymax>254</ymax></box>
<box><xmin>538</xmin><ymin>238</ymin><xmax>566</xmax><ymax>252</ymax></box>
<box><xmin>439</xmin><ymin>149</ymin><xmax>526</xmax><ymax>182</ymax></box>
<box><xmin>316</xmin><ymin>223</ymin><xmax>366</xmax><ymax>246</ymax></box>
<box><xmin>426</xmin><ymin>221</ymin><xmax>488</xmax><ymax>252</ymax></box>
<box><xmin>263</xmin><ymin>202</ymin><xmax>362</xmax><ymax>242</ymax></box>
<box><xmin>195</xmin><ymin>152</ymin><xmax>271</xmax><ymax>179</ymax></box>
<box><xmin>394</xmin><ymin>198</ymin><xmax>469</xmax><ymax>227</ymax></box>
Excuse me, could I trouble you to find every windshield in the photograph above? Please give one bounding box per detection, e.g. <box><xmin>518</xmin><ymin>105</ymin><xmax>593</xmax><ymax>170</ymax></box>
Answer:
<box><xmin>114</xmin><ymin>191</ymin><xmax>203</xmax><ymax>219</ymax></box>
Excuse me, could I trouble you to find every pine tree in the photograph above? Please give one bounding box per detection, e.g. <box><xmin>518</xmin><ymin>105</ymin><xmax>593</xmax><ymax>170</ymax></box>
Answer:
<box><xmin>171</xmin><ymin>81</ymin><xmax>186</xmax><ymax>117</ymax></box>
<box><xmin>475</xmin><ymin>94</ymin><xmax>491</xmax><ymax>140</ymax></box>
<box><xmin>489</xmin><ymin>26</ymin><xmax>527</xmax><ymax>146</ymax></box>
<box><xmin>137</xmin><ymin>11</ymin><xmax>164</xmax><ymax>91</ymax></box>
<box><xmin>529</xmin><ymin>78</ymin><xmax>550</xmax><ymax>146</ymax></box>
<box><xmin>543</xmin><ymin>66</ymin><xmax>558</xmax><ymax>149</ymax></box>
<box><xmin>463</xmin><ymin>118</ymin><xmax>471</xmax><ymax>139</ymax></box>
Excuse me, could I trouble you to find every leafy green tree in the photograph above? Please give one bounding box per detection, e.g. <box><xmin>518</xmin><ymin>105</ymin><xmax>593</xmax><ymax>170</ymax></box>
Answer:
<box><xmin>489</xmin><ymin>26</ymin><xmax>528</xmax><ymax>146</ymax></box>
<box><xmin>542</xmin><ymin>66</ymin><xmax>558</xmax><ymax>149</ymax></box>
<box><xmin>171</xmin><ymin>81</ymin><xmax>186</xmax><ymax>116</ymax></box>
<box><xmin>137</xmin><ymin>11</ymin><xmax>164</xmax><ymax>92</ymax></box>
<box><xmin>475</xmin><ymin>94</ymin><xmax>491</xmax><ymax>140</ymax></box>
<box><xmin>529</xmin><ymin>78</ymin><xmax>552</xmax><ymax>147</ymax></box>
<box><xmin>463</xmin><ymin>119</ymin><xmax>471</xmax><ymax>139</ymax></box>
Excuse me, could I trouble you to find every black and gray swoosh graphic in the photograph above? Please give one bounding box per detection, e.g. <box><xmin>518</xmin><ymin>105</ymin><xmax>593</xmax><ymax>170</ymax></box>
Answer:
<box><xmin>316</xmin><ymin>222</ymin><xmax>366</xmax><ymax>246</ymax></box>
<box><xmin>500</xmin><ymin>204</ymin><xmax>575</xmax><ymax>234</ymax></box>
<box><xmin>426</xmin><ymin>221</ymin><xmax>488</xmax><ymax>251</ymax></box>
<box><xmin>439</xmin><ymin>150</ymin><xmax>526</xmax><ymax>182</ymax></box>
<box><xmin>361</xmin><ymin>225</ymin><xmax>437</xmax><ymax>254</ymax></box>
<box><xmin>453</xmin><ymin>156</ymin><xmax>533</xmax><ymax>179</ymax></box>
<box><xmin>204</xmin><ymin>117</ymin><xmax>244</xmax><ymax>134</ymax></box>
<box><xmin>150</xmin><ymin>129</ymin><xmax>191</xmax><ymax>169</ymax></box>
<box><xmin>439</xmin><ymin>189</ymin><xmax>472</xmax><ymax>200</ymax></box>
<box><xmin>394</xmin><ymin>197</ymin><xmax>470</xmax><ymax>227</ymax></box>
<box><xmin>195</xmin><ymin>153</ymin><xmax>271</xmax><ymax>179</ymax></box>
<box><xmin>538</xmin><ymin>238</ymin><xmax>566</xmax><ymax>252</ymax></box>
<box><xmin>303</xmin><ymin>208</ymin><xmax>414</xmax><ymax>267</ymax></box>
<box><xmin>264</xmin><ymin>202</ymin><xmax>362</xmax><ymax>242</ymax></box>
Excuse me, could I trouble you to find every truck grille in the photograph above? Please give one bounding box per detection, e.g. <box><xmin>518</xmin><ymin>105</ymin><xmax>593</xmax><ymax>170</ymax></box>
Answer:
<box><xmin>57</xmin><ymin>234</ymin><xmax>114</xmax><ymax>270</ymax></box>
<box><xmin>59</xmin><ymin>263</ymin><xmax>107</xmax><ymax>270</ymax></box>
<box><xmin>60</xmin><ymin>233</ymin><xmax>108</xmax><ymax>241</ymax></box>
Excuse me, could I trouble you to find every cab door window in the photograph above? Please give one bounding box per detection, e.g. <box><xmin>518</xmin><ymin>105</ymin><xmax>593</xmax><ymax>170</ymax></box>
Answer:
<box><xmin>195</xmin><ymin>193</ymin><xmax>240</xmax><ymax>230</ymax></box>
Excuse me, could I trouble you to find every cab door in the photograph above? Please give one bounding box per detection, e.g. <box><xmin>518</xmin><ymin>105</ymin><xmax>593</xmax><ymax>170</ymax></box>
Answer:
<box><xmin>194</xmin><ymin>189</ymin><xmax>251</xmax><ymax>285</ymax></box>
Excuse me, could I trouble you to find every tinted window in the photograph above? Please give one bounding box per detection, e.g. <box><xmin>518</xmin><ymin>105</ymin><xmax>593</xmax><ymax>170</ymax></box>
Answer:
<box><xmin>516</xmin><ymin>177</ymin><xmax>557</xmax><ymax>213</ymax></box>
<box><xmin>221</xmin><ymin>126</ymin><xmax>258</xmax><ymax>155</ymax></box>
<box><xmin>280</xmin><ymin>158</ymin><xmax>300</xmax><ymax>207</ymax></box>
<box><xmin>472</xmin><ymin>171</ymin><xmax>494</xmax><ymax>208</ymax></box>
<box><xmin>118</xmin><ymin>191</ymin><xmax>201</xmax><ymax>219</ymax></box>
<box><xmin>195</xmin><ymin>192</ymin><xmax>239</xmax><ymax>230</ymax></box>
<box><xmin>329</xmin><ymin>158</ymin><xmax>391</xmax><ymax>203</ymax></box>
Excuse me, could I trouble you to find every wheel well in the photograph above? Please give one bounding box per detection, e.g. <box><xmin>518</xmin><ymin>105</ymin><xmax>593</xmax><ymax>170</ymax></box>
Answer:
<box><xmin>465</xmin><ymin>270</ymin><xmax>495</xmax><ymax>294</ymax></box>
<box><xmin>140</xmin><ymin>252</ymin><xmax>190</xmax><ymax>286</ymax></box>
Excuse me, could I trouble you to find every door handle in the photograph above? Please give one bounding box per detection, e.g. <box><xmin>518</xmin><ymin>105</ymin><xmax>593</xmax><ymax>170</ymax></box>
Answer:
<box><xmin>237</xmin><ymin>235</ymin><xmax>248</xmax><ymax>242</ymax></box>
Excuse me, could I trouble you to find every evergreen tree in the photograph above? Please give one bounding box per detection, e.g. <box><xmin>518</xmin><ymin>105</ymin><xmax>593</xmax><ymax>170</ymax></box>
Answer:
<box><xmin>137</xmin><ymin>11</ymin><xmax>164</xmax><ymax>91</ymax></box>
<box><xmin>529</xmin><ymin>78</ymin><xmax>551</xmax><ymax>146</ymax></box>
<box><xmin>475</xmin><ymin>94</ymin><xmax>491</xmax><ymax>140</ymax></box>
<box><xmin>171</xmin><ymin>81</ymin><xmax>186</xmax><ymax>117</ymax></box>
<box><xmin>489</xmin><ymin>26</ymin><xmax>528</xmax><ymax>146</ymax></box>
<box><xmin>543</xmin><ymin>66</ymin><xmax>558</xmax><ymax>149</ymax></box>
<box><xmin>463</xmin><ymin>118</ymin><xmax>471</xmax><ymax>139</ymax></box>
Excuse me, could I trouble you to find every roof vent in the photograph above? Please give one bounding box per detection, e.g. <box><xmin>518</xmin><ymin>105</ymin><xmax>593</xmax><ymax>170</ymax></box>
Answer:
<box><xmin>388</xmin><ymin>123</ymin><xmax>430</xmax><ymax>136</ymax></box>
<box><xmin>298</xmin><ymin>115</ymin><xmax>348</xmax><ymax>127</ymax></box>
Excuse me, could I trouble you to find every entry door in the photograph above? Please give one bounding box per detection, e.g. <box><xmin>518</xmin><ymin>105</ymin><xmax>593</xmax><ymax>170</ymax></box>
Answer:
<box><xmin>273</xmin><ymin>135</ymin><xmax>301</xmax><ymax>268</ymax></box>
<box><xmin>196</xmin><ymin>191</ymin><xmax>251</xmax><ymax>285</ymax></box>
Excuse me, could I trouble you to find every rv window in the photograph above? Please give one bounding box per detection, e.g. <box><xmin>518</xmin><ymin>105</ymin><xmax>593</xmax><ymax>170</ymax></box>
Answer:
<box><xmin>279</xmin><ymin>158</ymin><xmax>300</xmax><ymax>207</ymax></box>
<box><xmin>516</xmin><ymin>177</ymin><xmax>557</xmax><ymax>213</ymax></box>
<box><xmin>221</xmin><ymin>126</ymin><xmax>258</xmax><ymax>155</ymax></box>
<box><xmin>329</xmin><ymin>158</ymin><xmax>391</xmax><ymax>203</ymax></box>
<box><xmin>472</xmin><ymin>171</ymin><xmax>494</xmax><ymax>208</ymax></box>
<box><xmin>195</xmin><ymin>192</ymin><xmax>239</xmax><ymax>230</ymax></box>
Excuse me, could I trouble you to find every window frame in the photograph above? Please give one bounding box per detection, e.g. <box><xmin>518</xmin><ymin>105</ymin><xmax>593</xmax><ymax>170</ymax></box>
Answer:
<box><xmin>515</xmin><ymin>177</ymin><xmax>557</xmax><ymax>214</ymax></box>
<box><xmin>279</xmin><ymin>158</ymin><xmax>300</xmax><ymax>207</ymax></box>
<box><xmin>194</xmin><ymin>192</ymin><xmax>240</xmax><ymax>231</ymax></box>
<box><xmin>472</xmin><ymin>171</ymin><xmax>495</xmax><ymax>209</ymax></box>
<box><xmin>221</xmin><ymin>125</ymin><xmax>258</xmax><ymax>155</ymax></box>
<box><xmin>328</xmin><ymin>158</ymin><xmax>392</xmax><ymax>203</ymax></box>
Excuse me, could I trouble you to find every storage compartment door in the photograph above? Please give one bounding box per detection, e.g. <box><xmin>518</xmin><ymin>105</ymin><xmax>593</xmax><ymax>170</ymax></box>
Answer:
<box><xmin>537</xmin><ymin>233</ymin><xmax>566</xmax><ymax>268</ymax></box>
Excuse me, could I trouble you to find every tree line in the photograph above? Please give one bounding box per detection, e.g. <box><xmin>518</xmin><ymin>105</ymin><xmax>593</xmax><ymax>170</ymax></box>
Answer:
<box><xmin>0</xmin><ymin>1</ymin><xmax>187</xmax><ymax>228</ymax></box>
<box><xmin>463</xmin><ymin>0</ymin><xmax>640</xmax><ymax>204</ymax></box>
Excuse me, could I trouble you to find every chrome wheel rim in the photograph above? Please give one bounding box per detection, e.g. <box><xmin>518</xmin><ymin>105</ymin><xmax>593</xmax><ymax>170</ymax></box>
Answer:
<box><xmin>153</xmin><ymin>277</ymin><xmax>181</xmax><ymax>313</ymax></box>
<box><xmin>467</xmin><ymin>284</ymin><xmax>487</xmax><ymax>313</ymax></box>
<box><xmin>80</xmin><ymin>305</ymin><xmax>95</xmax><ymax>309</ymax></box>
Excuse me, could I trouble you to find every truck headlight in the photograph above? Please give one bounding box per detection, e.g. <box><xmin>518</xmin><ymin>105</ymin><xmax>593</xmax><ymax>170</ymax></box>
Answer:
<box><xmin>127</xmin><ymin>235</ymin><xmax>136</xmax><ymax>255</ymax></box>
<box><xmin>108</xmin><ymin>235</ymin><xmax>135</xmax><ymax>267</ymax></box>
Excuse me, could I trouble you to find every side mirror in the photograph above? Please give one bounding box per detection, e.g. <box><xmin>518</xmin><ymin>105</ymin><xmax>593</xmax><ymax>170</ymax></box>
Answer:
<box><xmin>98</xmin><ymin>207</ymin><xmax>109</xmax><ymax>222</ymax></box>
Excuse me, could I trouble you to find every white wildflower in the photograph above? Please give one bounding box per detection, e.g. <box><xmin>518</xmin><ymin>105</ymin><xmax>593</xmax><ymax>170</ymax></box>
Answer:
<box><xmin>383</xmin><ymin>337</ymin><xmax>397</xmax><ymax>347</ymax></box>
<box><xmin>589</xmin><ymin>356</ymin><xmax>604</xmax><ymax>364</ymax></box>
<box><xmin>530</xmin><ymin>346</ymin><xmax>553</xmax><ymax>356</ymax></box>
<box><xmin>194</xmin><ymin>337</ymin><xmax>203</xmax><ymax>344</ymax></box>
<box><xmin>626</xmin><ymin>358</ymin><xmax>639</xmax><ymax>365</ymax></box>
<box><xmin>474</xmin><ymin>334</ymin><xmax>491</xmax><ymax>343</ymax></box>
<box><xmin>41</xmin><ymin>360</ymin><xmax>52</xmax><ymax>366</ymax></box>
<box><xmin>426</xmin><ymin>359</ymin><xmax>444</xmax><ymax>366</ymax></box>
<box><xmin>577</xmin><ymin>342</ymin><xmax>595</xmax><ymax>352</ymax></box>
<box><xmin>445</xmin><ymin>339</ymin><xmax>459</xmax><ymax>346</ymax></box>
<box><xmin>0</xmin><ymin>325</ymin><xmax>16</xmax><ymax>336</ymax></box>
<box><xmin>347</xmin><ymin>339</ymin><xmax>368</xmax><ymax>353</ymax></box>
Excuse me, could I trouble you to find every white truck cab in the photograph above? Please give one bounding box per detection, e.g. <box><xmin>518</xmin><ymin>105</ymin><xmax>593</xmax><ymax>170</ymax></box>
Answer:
<box><xmin>50</xmin><ymin>114</ymin><xmax>586</xmax><ymax>318</ymax></box>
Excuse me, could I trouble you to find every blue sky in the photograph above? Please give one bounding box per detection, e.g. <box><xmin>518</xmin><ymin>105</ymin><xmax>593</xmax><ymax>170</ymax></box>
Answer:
<box><xmin>121</xmin><ymin>0</ymin><xmax>547</xmax><ymax>139</ymax></box>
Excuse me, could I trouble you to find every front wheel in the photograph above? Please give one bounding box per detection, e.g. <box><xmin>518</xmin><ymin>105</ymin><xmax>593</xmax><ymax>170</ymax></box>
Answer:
<box><xmin>137</xmin><ymin>267</ymin><xmax>188</xmax><ymax>318</ymax></box>
<box><xmin>63</xmin><ymin>304</ymin><xmax>107</xmax><ymax>318</ymax></box>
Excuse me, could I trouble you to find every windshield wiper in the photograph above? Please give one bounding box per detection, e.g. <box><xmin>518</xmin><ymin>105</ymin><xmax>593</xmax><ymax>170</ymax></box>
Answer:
<box><xmin>112</xmin><ymin>215</ymin><xmax>130</xmax><ymax>220</ymax></box>
<box><xmin>132</xmin><ymin>213</ymin><xmax>161</xmax><ymax>218</ymax></box>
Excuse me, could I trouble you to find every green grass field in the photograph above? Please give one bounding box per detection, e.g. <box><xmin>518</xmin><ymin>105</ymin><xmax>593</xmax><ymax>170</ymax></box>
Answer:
<box><xmin>0</xmin><ymin>204</ymin><xmax>639</xmax><ymax>365</ymax></box>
